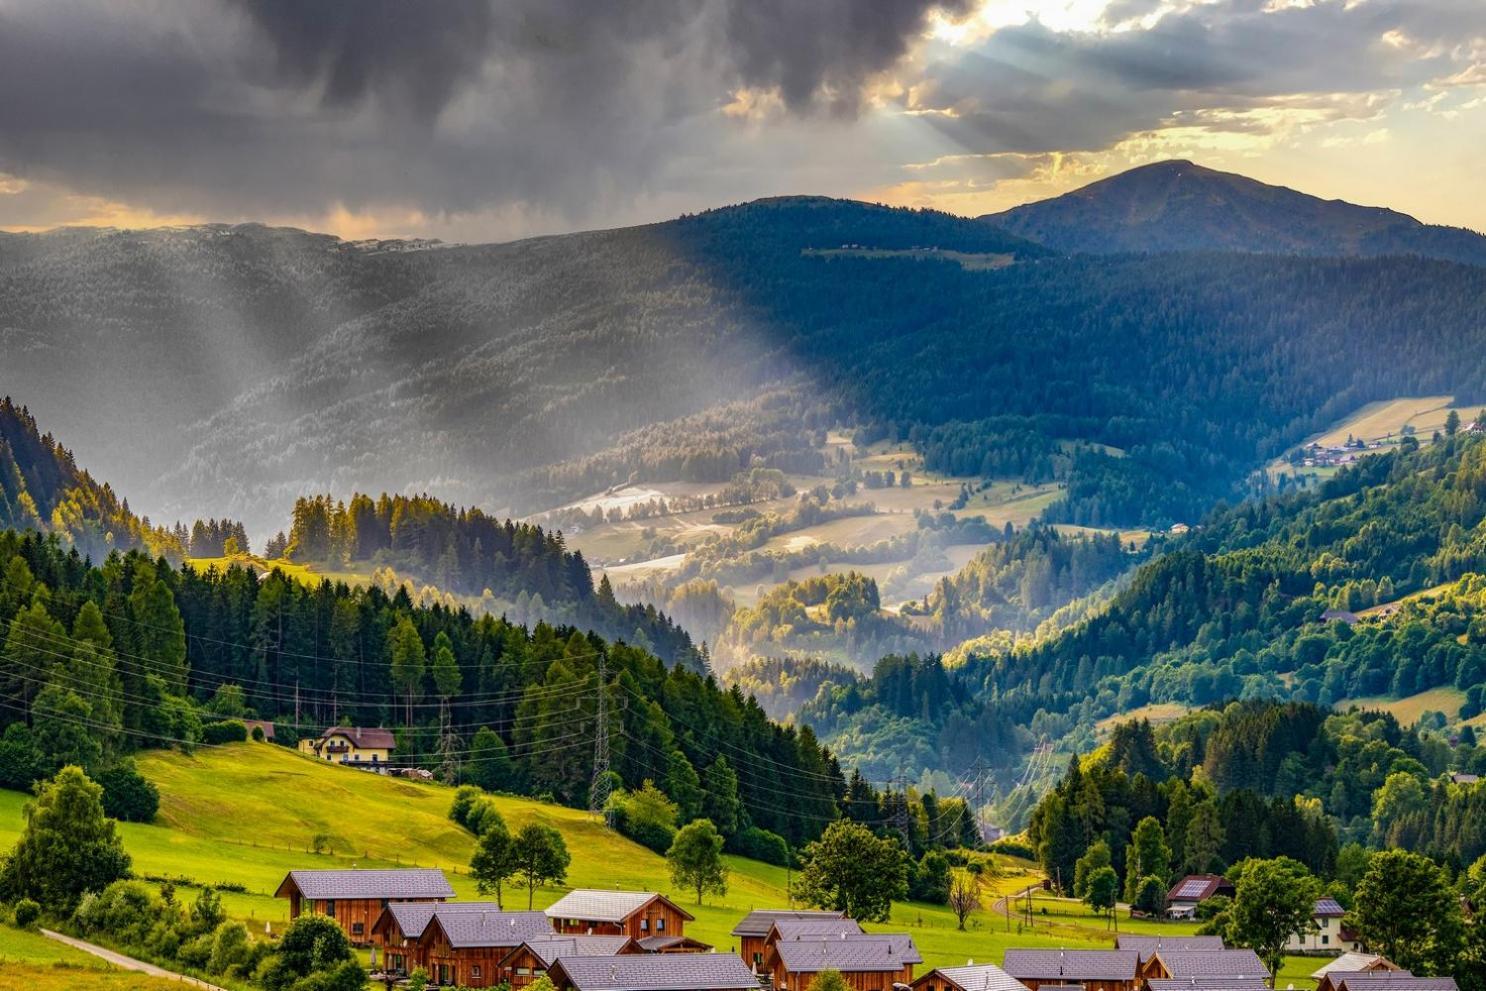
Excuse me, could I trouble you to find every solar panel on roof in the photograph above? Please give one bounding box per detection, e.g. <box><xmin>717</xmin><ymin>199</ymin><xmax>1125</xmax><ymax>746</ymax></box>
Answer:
<box><xmin>1176</xmin><ymin>880</ymin><xmax>1208</xmax><ymax>897</ymax></box>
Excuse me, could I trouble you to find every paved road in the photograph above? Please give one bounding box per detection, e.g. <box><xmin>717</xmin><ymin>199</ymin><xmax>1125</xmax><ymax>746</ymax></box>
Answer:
<box><xmin>40</xmin><ymin>929</ymin><xmax>230</xmax><ymax>990</ymax></box>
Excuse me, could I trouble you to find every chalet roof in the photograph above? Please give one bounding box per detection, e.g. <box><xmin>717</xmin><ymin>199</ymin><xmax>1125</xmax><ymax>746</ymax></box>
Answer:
<box><xmin>732</xmin><ymin>910</ymin><xmax>847</xmax><ymax>937</ymax></box>
<box><xmin>429</xmin><ymin>909</ymin><xmax>557</xmax><ymax>949</ymax></box>
<box><xmin>375</xmin><ymin>900</ymin><xmax>531</xmax><ymax>941</ymax></box>
<box><xmin>545</xmin><ymin>889</ymin><xmax>695</xmax><ymax>924</ymax></box>
<box><xmin>550</xmin><ymin>953</ymin><xmax>760</xmax><ymax>991</ymax></box>
<box><xmin>1002</xmin><ymin>950</ymin><xmax>1140</xmax><ymax>981</ymax></box>
<box><xmin>917</xmin><ymin>963</ymin><xmax>1028</xmax><ymax>991</ymax></box>
<box><xmin>636</xmin><ymin>935</ymin><xmax>713</xmax><ymax>952</ymax></box>
<box><xmin>1311</xmin><ymin>955</ymin><xmax>1400</xmax><ymax>979</ymax></box>
<box><xmin>1116</xmin><ymin>936</ymin><xmax>1224</xmax><ymax>958</ymax></box>
<box><xmin>275</xmin><ymin>868</ymin><xmax>453</xmax><ymax>902</ymax></box>
<box><xmin>510</xmin><ymin>936</ymin><xmax>636</xmax><ymax>968</ymax></box>
<box><xmin>1147</xmin><ymin>978</ymin><xmax>1271</xmax><ymax>991</ymax></box>
<box><xmin>319</xmin><ymin>726</ymin><xmax>397</xmax><ymax>750</ymax></box>
<box><xmin>768</xmin><ymin>918</ymin><xmax>866</xmax><ymax>942</ymax></box>
<box><xmin>1167</xmin><ymin>875</ymin><xmax>1231</xmax><ymax>903</ymax></box>
<box><xmin>773</xmin><ymin>935</ymin><xmax>922</xmax><ymax>973</ymax></box>
<box><xmin>1330</xmin><ymin>977</ymin><xmax>1459</xmax><ymax>991</ymax></box>
<box><xmin>1150</xmin><ymin>950</ymin><xmax>1267</xmax><ymax>979</ymax></box>
<box><xmin>1314</xmin><ymin>898</ymin><xmax>1347</xmax><ymax>917</ymax></box>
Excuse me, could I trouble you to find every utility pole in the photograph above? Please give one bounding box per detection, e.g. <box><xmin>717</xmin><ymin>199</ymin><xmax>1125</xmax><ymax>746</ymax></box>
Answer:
<box><xmin>892</xmin><ymin>770</ymin><xmax>912</xmax><ymax>848</ymax></box>
<box><xmin>590</xmin><ymin>652</ymin><xmax>613</xmax><ymax>827</ymax></box>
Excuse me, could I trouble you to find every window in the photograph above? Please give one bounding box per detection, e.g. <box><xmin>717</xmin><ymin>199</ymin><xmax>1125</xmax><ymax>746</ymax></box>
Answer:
<box><xmin>323</xmin><ymin>900</ymin><xmax>336</xmax><ymax>916</ymax></box>
<box><xmin>473</xmin><ymin>966</ymin><xmax>483</xmax><ymax>979</ymax></box>
<box><xmin>656</xmin><ymin>917</ymin><xmax>666</xmax><ymax>932</ymax></box>
<box><xmin>518</xmin><ymin>967</ymin><xmax>532</xmax><ymax>976</ymax></box>
<box><xmin>640</xmin><ymin>919</ymin><xmax>649</xmax><ymax>932</ymax></box>
<box><xmin>352</xmin><ymin>922</ymin><xmax>364</xmax><ymax>936</ymax></box>
<box><xmin>1322</xmin><ymin>935</ymin><xmax>1330</xmax><ymax>945</ymax></box>
<box><xmin>536</xmin><ymin>970</ymin><xmax>546</xmax><ymax>977</ymax></box>
<box><xmin>754</xmin><ymin>953</ymin><xmax>763</xmax><ymax>967</ymax></box>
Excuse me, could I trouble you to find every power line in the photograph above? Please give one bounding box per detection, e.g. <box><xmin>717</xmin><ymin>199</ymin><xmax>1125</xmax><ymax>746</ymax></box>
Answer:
<box><xmin>590</xmin><ymin>651</ymin><xmax>613</xmax><ymax>827</ymax></box>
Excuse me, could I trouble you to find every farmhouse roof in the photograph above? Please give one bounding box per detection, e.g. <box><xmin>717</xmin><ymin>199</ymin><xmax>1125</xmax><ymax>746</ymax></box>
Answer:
<box><xmin>1002</xmin><ymin>949</ymin><xmax>1140</xmax><ymax>982</ymax></box>
<box><xmin>427</xmin><ymin>909</ymin><xmax>557</xmax><ymax>949</ymax></box>
<box><xmin>505</xmin><ymin>936</ymin><xmax>636</xmax><ymax>968</ymax></box>
<box><xmin>1315</xmin><ymin>897</ymin><xmax>1347</xmax><ymax>917</ymax></box>
<box><xmin>917</xmin><ymin>963</ymin><xmax>1029</xmax><ymax>991</ymax></box>
<box><xmin>545</xmin><ymin>889</ymin><xmax>694</xmax><ymax>924</ymax></box>
<box><xmin>319</xmin><ymin>726</ymin><xmax>396</xmax><ymax>750</ymax></box>
<box><xmin>636</xmin><ymin>935</ymin><xmax>713</xmax><ymax>952</ymax></box>
<box><xmin>1167</xmin><ymin>874</ymin><xmax>1232</xmax><ymax>903</ymax></box>
<box><xmin>773</xmin><ymin>935</ymin><xmax>922</xmax><ymax>973</ymax></box>
<box><xmin>1116</xmin><ymin>936</ymin><xmax>1225</xmax><ymax>958</ymax></box>
<box><xmin>275</xmin><ymin>868</ymin><xmax>453</xmax><ymax>901</ymax></box>
<box><xmin>1328</xmin><ymin>976</ymin><xmax>1459</xmax><ymax>991</ymax></box>
<box><xmin>732</xmin><ymin>910</ymin><xmax>846</xmax><ymax>937</ymax></box>
<box><xmin>549</xmin><ymin>953</ymin><xmax>760</xmax><ymax>991</ymax></box>
<box><xmin>1149</xmin><ymin>950</ymin><xmax>1268</xmax><ymax>979</ymax></box>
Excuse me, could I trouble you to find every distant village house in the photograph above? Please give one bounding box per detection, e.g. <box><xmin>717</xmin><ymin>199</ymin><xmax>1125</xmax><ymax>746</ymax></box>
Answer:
<box><xmin>298</xmin><ymin>726</ymin><xmax>396</xmax><ymax>772</ymax></box>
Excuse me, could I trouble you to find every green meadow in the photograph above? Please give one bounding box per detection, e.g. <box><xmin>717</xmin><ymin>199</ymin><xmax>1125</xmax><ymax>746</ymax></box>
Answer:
<box><xmin>0</xmin><ymin>742</ymin><xmax>1316</xmax><ymax>984</ymax></box>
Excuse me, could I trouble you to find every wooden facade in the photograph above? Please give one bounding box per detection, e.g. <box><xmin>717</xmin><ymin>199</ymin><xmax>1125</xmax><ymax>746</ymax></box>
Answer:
<box><xmin>769</xmin><ymin>961</ymin><xmax>915</xmax><ymax>991</ymax></box>
<box><xmin>1016</xmin><ymin>977</ymin><xmax>1136</xmax><ymax>991</ymax></box>
<box><xmin>501</xmin><ymin>939</ymin><xmax>641</xmax><ymax>990</ymax></box>
<box><xmin>275</xmin><ymin>870</ymin><xmax>453</xmax><ymax>948</ymax></box>
<box><xmin>416</xmin><ymin>918</ymin><xmax>529</xmax><ymax>988</ymax></box>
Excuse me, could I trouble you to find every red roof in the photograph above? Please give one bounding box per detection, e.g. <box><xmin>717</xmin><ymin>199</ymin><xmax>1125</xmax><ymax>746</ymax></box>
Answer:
<box><xmin>320</xmin><ymin>726</ymin><xmax>397</xmax><ymax>750</ymax></box>
<box><xmin>1167</xmin><ymin>875</ymin><xmax>1232</xmax><ymax>903</ymax></box>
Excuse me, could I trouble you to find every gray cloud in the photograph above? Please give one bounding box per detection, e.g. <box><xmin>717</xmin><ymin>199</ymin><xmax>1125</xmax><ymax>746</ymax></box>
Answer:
<box><xmin>0</xmin><ymin>0</ymin><xmax>961</xmax><ymax>232</ymax></box>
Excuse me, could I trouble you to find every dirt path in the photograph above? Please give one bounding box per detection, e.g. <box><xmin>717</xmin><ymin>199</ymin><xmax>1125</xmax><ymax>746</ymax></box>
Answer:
<box><xmin>40</xmin><ymin>929</ymin><xmax>230</xmax><ymax>990</ymax></box>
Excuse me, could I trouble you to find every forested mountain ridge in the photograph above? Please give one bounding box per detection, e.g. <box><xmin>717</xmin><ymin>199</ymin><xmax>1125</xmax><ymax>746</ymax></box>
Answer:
<box><xmin>984</xmin><ymin>160</ymin><xmax>1486</xmax><ymax>263</ymax></box>
<box><xmin>5</xmin><ymin>184</ymin><xmax>1486</xmax><ymax>539</ymax></box>
<box><xmin>0</xmin><ymin>397</ymin><xmax>182</xmax><ymax>561</ymax></box>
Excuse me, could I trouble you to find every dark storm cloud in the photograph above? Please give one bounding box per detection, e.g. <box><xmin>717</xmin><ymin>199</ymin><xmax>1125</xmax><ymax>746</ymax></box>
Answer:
<box><xmin>0</xmin><ymin>0</ymin><xmax>960</xmax><ymax>228</ymax></box>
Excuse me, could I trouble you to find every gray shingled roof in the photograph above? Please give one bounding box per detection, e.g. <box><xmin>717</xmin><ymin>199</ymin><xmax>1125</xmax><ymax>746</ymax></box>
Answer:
<box><xmin>519</xmin><ymin>936</ymin><xmax>635</xmax><ymax>967</ymax></box>
<box><xmin>381</xmin><ymin>900</ymin><xmax>512</xmax><ymax>940</ymax></box>
<box><xmin>768</xmin><ymin>918</ymin><xmax>866</xmax><ymax>941</ymax></box>
<box><xmin>431</xmin><ymin>909</ymin><xmax>558</xmax><ymax>948</ymax></box>
<box><xmin>1002</xmin><ymin>950</ymin><xmax>1140</xmax><ymax>981</ymax></box>
<box><xmin>1152</xmin><ymin>950</ymin><xmax>1267</xmax><ymax>979</ymax></box>
<box><xmin>1116</xmin><ymin>936</ymin><xmax>1225</xmax><ymax>957</ymax></box>
<box><xmin>922</xmin><ymin>963</ymin><xmax>1028</xmax><ymax>991</ymax></box>
<box><xmin>551</xmin><ymin>953</ymin><xmax>760</xmax><ymax>991</ymax></box>
<box><xmin>545</xmin><ymin>889</ymin><xmax>695</xmax><ymax>924</ymax></box>
<box><xmin>637</xmin><ymin>936</ymin><xmax>713</xmax><ymax>952</ymax></box>
<box><xmin>279</xmin><ymin>868</ymin><xmax>453</xmax><ymax>901</ymax></box>
<box><xmin>1311</xmin><ymin>954</ymin><xmax>1397</xmax><ymax>979</ymax></box>
<box><xmin>1148</xmin><ymin>978</ymin><xmax>1271</xmax><ymax>991</ymax></box>
<box><xmin>1334</xmin><ymin>975</ymin><xmax>1459</xmax><ymax>991</ymax></box>
<box><xmin>732</xmin><ymin>911</ymin><xmax>847</xmax><ymax>937</ymax></box>
<box><xmin>773</xmin><ymin>936</ymin><xmax>921</xmax><ymax>973</ymax></box>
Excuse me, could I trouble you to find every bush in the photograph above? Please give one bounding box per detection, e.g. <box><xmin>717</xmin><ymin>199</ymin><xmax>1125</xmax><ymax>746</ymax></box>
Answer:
<box><xmin>75</xmin><ymin>880</ymin><xmax>163</xmax><ymax>944</ymax></box>
<box><xmin>449</xmin><ymin>786</ymin><xmax>482</xmax><ymax>830</ymax></box>
<box><xmin>97</xmin><ymin>762</ymin><xmax>160</xmax><ymax>823</ymax></box>
<box><xmin>177</xmin><ymin>932</ymin><xmax>215</xmax><ymax>969</ymax></box>
<box><xmin>0</xmin><ymin>724</ymin><xmax>43</xmax><ymax>790</ymax></box>
<box><xmin>727</xmin><ymin>826</ymin><xmax>791</xmax><ymax>867</ymax></box>
<box><xmin>201</xmin><ymin>720</ymin><xmax>248</xmax><ymax>745</ymax></box>
<box><xmin>988</xmin><ymin>839</ymin><xmax>1037</xmax><ymax>860</ymax></box>
<box><xmin>12</xmin><ymin>898</ymin><xmax>40</xmax><ymax>930</ymax></box>
<box><xmin>910</xmin><ymin>850</ymin><xmax>952</xmax><ymax>904</ymax></box>
<box><xmin>209</xmin><ymin>921</ymin><xmax>252</xmax><ymax>975</ymax></box>
<box><xmin>466</xmin><ymin>798</ymin><xmax>506</xmax><ymax>838</ymax></box>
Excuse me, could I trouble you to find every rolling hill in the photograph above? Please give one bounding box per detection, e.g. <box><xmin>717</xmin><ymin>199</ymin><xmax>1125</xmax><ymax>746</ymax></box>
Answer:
<box><xmin>982</xmin><ymin>160</ymin><xmax>1486</xmax><ymax>263</ymax></box>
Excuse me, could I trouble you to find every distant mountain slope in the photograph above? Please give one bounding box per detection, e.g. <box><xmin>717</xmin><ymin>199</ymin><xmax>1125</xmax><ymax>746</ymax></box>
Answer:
<box><xmin>4</xmin><ymin>194</ymin><xmax>1486</xmax><ymax>539</ymax></box>
<box><xmin>983</xmin><ymin>160</ymin><xmax>1486</xmax><ymax>263</ymax></box>
<box><xmin>0</xmin><ymin>396</ymin><xmax>181</xmax><ymax>560</ymax></box>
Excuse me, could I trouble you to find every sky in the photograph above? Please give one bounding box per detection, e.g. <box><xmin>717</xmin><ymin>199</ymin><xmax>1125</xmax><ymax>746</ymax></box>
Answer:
<box><xmin>0</xmin><ymin>0</ymin><xmax>1483</xmax><ymax>242</ymax></box>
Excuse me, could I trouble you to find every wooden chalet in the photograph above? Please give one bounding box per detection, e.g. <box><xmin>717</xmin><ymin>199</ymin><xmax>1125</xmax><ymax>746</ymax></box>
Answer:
<box><xmin>547</xmin><ymin>952</ymin><xmax>761</xmax><ymax>991</ymax></box>
<box><xmin>1316</xmin><ymin>973</ymin><xmax>1460</xmax><ymax>991</ymax></box>
<box><xmin>913</xmin><ymin>963</ymin><xmax>1029</xmax><ymax>991</ymax></box>
<box><xmin>369</xmin><ymin>902</ymin><xmax>548</xmax><ymax>980</ymax></box>
<box><xmin>638</xmin><ymin>935</ymin><xmax>714</xmax><ymax>953</ymax></box>
<box><xmin>500</xmin><ymin>936</ymin><xmax>639</xmax><ymax>990</ymax></box>
<box><xmin>416</xmin><ymin>908</ymin><xmax>558</xmax><ymax>987</ymax></box>
<box><xmin>731</xmin><ymin>909</ymin><xmax>847</xmax><ymax>971</ymax></box>
<box><xmin>1141</xmin><ymin>950</ymin><xmax>1267</xmax><ymax>983</ymax></box>
<box><xmin>1310</xmin><ymin>955</ymin><xmax>1402</xmax><ymax>981</ymax></box>
<box><xmin>1002</xmin><ymin>949</ymin><xmax>1141</xmax><ymax>991</ymax></box>
<box><xmin>545</xmin><ymin>889</ymin><xmax>695</xmax><ymax>940</ymax></box>
<box><xmin>274</xmin><ymin>869</ymin><xmax>454</xmax><ymax>945</ymax></box>
<box><xmin>765</xmin><ymin>933</ymin><xmax>922</xmax><ymax>991</ymax></box>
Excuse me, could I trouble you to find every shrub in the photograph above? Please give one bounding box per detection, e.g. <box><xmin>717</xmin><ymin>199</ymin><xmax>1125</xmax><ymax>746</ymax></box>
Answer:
<box><xmin>449</xmin><ymin>785</ymin><xmax>482</xmax><ymax>830</ymax></box>
<box><xmin>209</xmin><ymin>921</ymin><xmax>252</xmax><ymax>975</ymax></box>
<box><xmin>466</xmin><ymin>798</ymin><xmax>506</xmax><ymax>838</ymax></box>
<box><xmin>97</xmin><ymin>762</ymin><xmax>160</xmax><ymax>823</ymax></box>
<box><xmin>988</xmin><ymin>839</ymin><xmax>1037</xmax><ymax>860</ymax></box>
<box><xmin>201</xmin><ymin>720</ymin><xmax>248</xmax><ymax>745</ymax></box>
<box><xmin>177</xmin><ymin>932</ymin><xmax>215</xmax><ymax>969</ymax></box>
<box><xmin>12</xmin><ymin>898</ymin><xmax>40</xmax><ymax>930</ymax></box>
<box><xmin>727</xmin><ymin>826</ymin><xmax>790</xmax><ymax>867</ymax></box>
<box><xmin>75</xmin><ymin>880</ymin><xmax>163</xmax><ymax>944</ymax></box>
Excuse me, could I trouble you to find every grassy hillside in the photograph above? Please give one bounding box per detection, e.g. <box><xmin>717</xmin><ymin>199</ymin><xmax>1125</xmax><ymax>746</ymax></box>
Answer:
<box><xmin>0</xmin><ymin>742</ymin><xmax>1189</xmax><ymax>971</ymax></box>
<box><xmin>0</xmin><ymin>925</ymin><xmax>188</xmax><ymax>989</ymax></box>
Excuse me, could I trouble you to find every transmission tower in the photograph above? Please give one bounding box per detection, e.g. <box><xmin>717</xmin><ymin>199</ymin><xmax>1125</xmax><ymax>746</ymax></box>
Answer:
<box><xmin>590</xmin><ymin>652</ymin><xmax>614</xmax><ymax>827</ymax></box>
<box><xmin>892</xmin><ymin>770</ymin><xmax>912</xmax><ymax>847</ymax></box>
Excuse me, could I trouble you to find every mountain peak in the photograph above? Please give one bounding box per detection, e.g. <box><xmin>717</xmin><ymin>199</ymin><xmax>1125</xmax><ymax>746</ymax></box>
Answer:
<box><xmin>983</xmin><ymin>160</ymin><xmax>1485</xmax><ymax>264</ymax></box>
